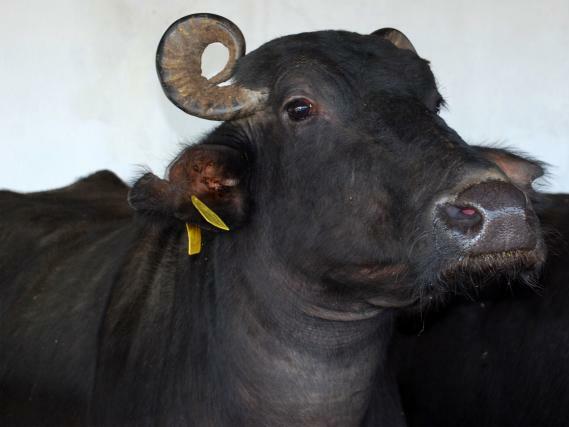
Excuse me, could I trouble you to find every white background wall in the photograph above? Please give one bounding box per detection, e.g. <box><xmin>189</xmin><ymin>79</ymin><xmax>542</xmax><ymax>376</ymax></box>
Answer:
<box><xmin>1</xmin><ymin>0</ymin><xmax>568</xmax><ymax>192</ymax></box>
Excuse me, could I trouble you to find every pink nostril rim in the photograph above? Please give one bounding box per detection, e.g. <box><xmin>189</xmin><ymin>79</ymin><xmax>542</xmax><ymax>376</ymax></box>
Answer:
<box><xmin>442</xmin><ymin>205</ymin><xmax>482</xmax><ymax>227</ymax></box>
<box><xmin>460</xmin><ymin>207</ymin><xmax>477</xmax><ymax>217</ymax></box>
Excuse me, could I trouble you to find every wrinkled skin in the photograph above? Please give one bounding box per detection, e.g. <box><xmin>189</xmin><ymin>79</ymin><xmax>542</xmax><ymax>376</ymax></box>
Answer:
<box><xmin>0</xmin><ymin>29</ymin><xmax>546</xmax><ymax>426</ymax></box>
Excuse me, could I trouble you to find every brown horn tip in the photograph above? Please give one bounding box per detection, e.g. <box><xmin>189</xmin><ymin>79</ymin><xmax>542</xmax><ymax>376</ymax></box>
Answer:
<box><xmin>372</xmin><ymin>28</ymin><xmax>417</xmax><ymax>54</ymax></box>
<box><xmin>156</xmin><ymin>13</ymin><xmax>267</xmax><ymax>121</ymax></box>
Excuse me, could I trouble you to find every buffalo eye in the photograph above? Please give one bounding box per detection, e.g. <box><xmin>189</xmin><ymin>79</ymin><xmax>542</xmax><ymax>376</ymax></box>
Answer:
<box><xmin>285</xmin><ymin>98</ymin><xmax>313</xmax><ymax>121</ymax></box>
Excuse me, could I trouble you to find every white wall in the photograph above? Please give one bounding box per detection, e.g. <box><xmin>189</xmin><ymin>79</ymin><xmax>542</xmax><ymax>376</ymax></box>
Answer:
<box><xmin>1</xmin><ymin>0</ymin><xmax>568</xmax><ymax>192</ymax></box>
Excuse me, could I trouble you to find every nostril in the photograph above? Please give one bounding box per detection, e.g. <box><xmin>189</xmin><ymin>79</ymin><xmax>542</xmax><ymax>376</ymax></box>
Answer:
<box><xmin>460</xmin><ymin>207</ymin><xmax>477</xmax><ymax>217</ymax></box>
<box><xmin>441</xmin><ymin>204</ymin><xmax>483</xmax><ymax>235</ymax></box>
<box><xmin>445</xmin><ymin>205</ymin><xmax>480</xmax><ymax>220</ymax></box>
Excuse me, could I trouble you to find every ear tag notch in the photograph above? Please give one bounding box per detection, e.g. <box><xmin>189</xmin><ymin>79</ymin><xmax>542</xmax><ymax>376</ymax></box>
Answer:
<box><xmin>185</xmin><ymin>196</ymin><xmax>230</xmax><ymax>256</ymax></box>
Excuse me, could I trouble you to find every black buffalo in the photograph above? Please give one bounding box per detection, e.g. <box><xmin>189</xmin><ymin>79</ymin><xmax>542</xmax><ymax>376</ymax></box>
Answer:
<box><xmin>0</xmin><ymin>13</ymin><xmax>549</xmax><ymax>426</ymax></box>
<box><xmin>393</xmin><ymin>193</ymin><xmax>569</xmax><ymax>427</ymax></box>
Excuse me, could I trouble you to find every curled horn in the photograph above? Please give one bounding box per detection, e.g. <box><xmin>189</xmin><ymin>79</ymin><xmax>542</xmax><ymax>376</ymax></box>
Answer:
<box><xmin>156</xmin><ymin>14</ymin><xmax>268</xmax><ymax>121</ymax></box>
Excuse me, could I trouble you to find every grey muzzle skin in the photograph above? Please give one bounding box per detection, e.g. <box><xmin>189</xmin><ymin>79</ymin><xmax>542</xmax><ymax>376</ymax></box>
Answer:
<box><xmin>434</xmin><ymin>180</ymin><xmax>539</xmax><ymax>257</ymax></box>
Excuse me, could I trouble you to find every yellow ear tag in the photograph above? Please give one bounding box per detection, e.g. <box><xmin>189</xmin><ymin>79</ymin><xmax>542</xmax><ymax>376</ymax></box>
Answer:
<box><xmin>190</xmin><ymin>195</ymin><xmax>230</xmax><ymax>231</ymax></box>
<box><xmin>186</xmin><ymin>223</ymin><xmax>202</xmax><ymax>256</ymax></box>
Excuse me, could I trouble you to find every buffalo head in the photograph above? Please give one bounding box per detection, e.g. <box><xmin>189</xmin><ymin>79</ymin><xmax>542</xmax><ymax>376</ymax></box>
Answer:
<box><xmin>129</xmin><ymin>14</ymin><xmax>545</xmax><ymax>312</ymax></box>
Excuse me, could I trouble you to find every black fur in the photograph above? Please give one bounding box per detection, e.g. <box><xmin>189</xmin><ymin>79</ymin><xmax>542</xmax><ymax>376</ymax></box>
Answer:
<box><xmin>0</xmin><ymin>27</ymin><xmax>550</xmax><ymax>426</ymax></box>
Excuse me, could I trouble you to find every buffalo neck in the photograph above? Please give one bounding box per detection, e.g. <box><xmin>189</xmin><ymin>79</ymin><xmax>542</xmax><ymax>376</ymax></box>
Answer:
<box><xmin>94</xmin><ymin>221</ymin><xmax>404</xmax><ymax>426</ymax></box>
<box><xmin>203</xmin><ymin>226</ymin><xmax>403</xmax><ymax>426</ymax></box>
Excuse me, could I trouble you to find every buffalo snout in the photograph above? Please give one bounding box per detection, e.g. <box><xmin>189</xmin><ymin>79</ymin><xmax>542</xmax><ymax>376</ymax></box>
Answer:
<box><xmin>434</xmin><ymin>180</ymin><xmax>540</xmax><ymax>257</ymax></box>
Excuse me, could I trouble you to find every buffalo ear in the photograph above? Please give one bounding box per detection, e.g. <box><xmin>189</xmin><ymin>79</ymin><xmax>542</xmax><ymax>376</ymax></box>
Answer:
<box><xmin>128</xmin><ymin>144</ymin><xmax>249</xmax><ymax>230</ymax></box>
<box><xmin>477</xmin><ymin>147</ymin><xmax>545</xmax><ymax>190</ymax></box>
<box><xmin>372</xmin><ymin>28</ymin><xmax>417</xmax><ymax>54</ymax></box>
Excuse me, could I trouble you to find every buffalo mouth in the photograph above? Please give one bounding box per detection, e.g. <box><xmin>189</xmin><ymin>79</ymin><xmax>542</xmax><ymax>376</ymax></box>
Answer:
<box><xmin>428</xmin><ymin>243</ymin><xmax>547</xmax><ymax>301</ymax></box>
<box><xmin>440</xmin><ymin>247</ymin><xmax>545</xmax><ymax>281</ymax></box>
